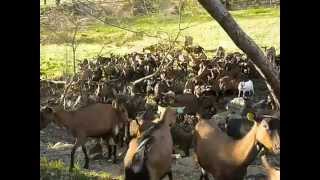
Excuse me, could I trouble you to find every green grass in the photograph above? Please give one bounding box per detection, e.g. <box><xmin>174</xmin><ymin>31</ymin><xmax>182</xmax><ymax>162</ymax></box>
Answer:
<box><xmin>40</xmin><ymin>7</ymin><xmax>280</xmax><ymax>79</ymax></box>
<box><xmin>40</xmin><ymin>157</ymin><xmax>118</xmax><ymax>180</ymax></box>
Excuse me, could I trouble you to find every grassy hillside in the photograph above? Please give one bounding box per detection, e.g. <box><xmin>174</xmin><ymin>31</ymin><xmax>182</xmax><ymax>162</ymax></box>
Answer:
<box><xmin>40</xmin><ymin>7</ymin><xmax>280</xmax><ymax>79</ymax></box>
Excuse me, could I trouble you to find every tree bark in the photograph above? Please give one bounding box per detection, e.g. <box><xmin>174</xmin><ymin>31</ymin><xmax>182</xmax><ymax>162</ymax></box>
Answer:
<box><xmin>197</xmin><ymin>0</ymin><xmax>280</xmax><ymax>109</ymax></box>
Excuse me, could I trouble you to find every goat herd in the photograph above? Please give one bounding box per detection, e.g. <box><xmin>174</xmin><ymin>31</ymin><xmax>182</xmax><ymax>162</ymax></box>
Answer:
<box><xmin>40</xmin><ymin>42</ymin><xmax>280</xmax><ymax>180</ymax></box>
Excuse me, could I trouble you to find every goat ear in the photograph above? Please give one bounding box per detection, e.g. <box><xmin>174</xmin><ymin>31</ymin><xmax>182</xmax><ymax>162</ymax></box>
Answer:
<box><xmin>44</xmin><ymin>106</ymin><xmax>53</xmax><ymax>113</ymax></box>
<box><xmin>246</xmin><ymin>112</ymin><xmax>256</xmax><ymax>122</ymax></box>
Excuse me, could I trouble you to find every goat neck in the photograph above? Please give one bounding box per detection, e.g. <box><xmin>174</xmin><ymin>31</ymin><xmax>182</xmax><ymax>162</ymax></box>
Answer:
<box><xmin>54</xmin><ymin>110</ymin><xmax>74</xmax><ymax>129</ymax></box>
<box><xmin>231</xmin><ymin>122</ymin><xmax>259</xmax><ymax>166</ymax></box>
<box><xmin>158</xmin><ymin>107</ymin><xmax>176</xmax><ymax>127</ymax></box>
<box><xmin>261</xmin><ymin>155</ymin><xmax>280</xmax><ymax>180</ymax></box>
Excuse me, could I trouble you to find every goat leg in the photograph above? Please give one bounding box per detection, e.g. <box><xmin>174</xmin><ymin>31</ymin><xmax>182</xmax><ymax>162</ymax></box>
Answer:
<box><xmin>82</xmin><ymin>145</ymin><xmax>89</xmax><ymax>169</ymax></box>
<box><xmin>107</xmin><ymin>145</ymin><xmax>112</xmax><ymax>159</ymax></box>
<box><xmin>160</xmin><ymin>170</ymin><xmax>173</xmax><ymax>180</ymax></box>
<box><xmin>120</xmin><ymin>138</ymin><xmax>124</xmax><ymax>148</ymax></box>
<box><xmin>69</xmin><ymin>146</ymin><xmax>77</xmax><ymax>172</ymax></box>
<box><xmin>200</xmin><ymin>168</ymin><xmax>209</xmax><ymax>180</ymax></box>
<box><xmin>184</xmin><ymin>146</ymin><xmax>190</xmax><ymax>157</ymax></box>
<box><xmin>166</xmin><ymin>170</ymin><xmax>173</xmax><ymax>180</ymax></box>
<box><xmin>69</xmin><ymin>138</ymin><xmax>83</xmax><ymax>172</ymax></box>
<box><xmin>112</xmin><ymin>145</ymin><xmax>117</xmax><ymax>163</ymax></box>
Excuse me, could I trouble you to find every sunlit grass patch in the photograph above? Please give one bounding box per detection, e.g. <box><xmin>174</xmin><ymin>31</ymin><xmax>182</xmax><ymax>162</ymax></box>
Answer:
<box><xmin>40</xmin><ymin>7</ymin><xmax>279</xmax><ymax>79</ymax></box>
<box><xmin>40</xmin><ymin>157</ymin><xmax>117</xmax><ymax>180</ymax></box>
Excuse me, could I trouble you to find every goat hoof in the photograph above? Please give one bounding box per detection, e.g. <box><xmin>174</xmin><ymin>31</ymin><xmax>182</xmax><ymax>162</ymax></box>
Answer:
<box><xmin>83</xmin><ymin>164</ymin><xmax>89</xmax><ymax>169</ymax></box>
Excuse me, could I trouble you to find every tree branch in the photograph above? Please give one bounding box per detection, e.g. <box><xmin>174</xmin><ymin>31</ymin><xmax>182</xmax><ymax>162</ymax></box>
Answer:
<box><xmin>131</xmin><ymin>0</ymin><xmax>186</xmax><ymax>86</ymax></box>
<box><xmin>198</xmin><ymin>0</ymin><xmax>280</xmax><ymax>109</ymax></box>
<box><xmin>75</xmin><ymin>0</ymin><xmax>162</xmax><ymax>39</ymax></box>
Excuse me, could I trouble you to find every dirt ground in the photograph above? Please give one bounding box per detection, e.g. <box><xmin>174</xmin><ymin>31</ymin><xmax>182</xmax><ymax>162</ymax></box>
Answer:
<box><xmin>40</xmin><ymin>122</ymin><xmax>279</xmax><ymax>180</ymax></box>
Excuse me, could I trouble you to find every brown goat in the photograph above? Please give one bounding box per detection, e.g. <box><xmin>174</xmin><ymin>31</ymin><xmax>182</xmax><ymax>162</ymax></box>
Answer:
<box><xmin>124</xmin><ymin>106</ymin><xmax>184</xmax><ymax>180</ymax></box>
<box><xmin>40</xmin><ymin>107</ymin><xmax>52</xmax><ymax>130</ymax></box>
<box><xmin>171</xmin><ymin>124</ymin><xmax>193</xmax><ymax>157</ymax></box>
<box><xmin>195</xmin><ymin>113</ymin><xmax>278</xmax><ymax>180</ymax></box>
<box><xmin>42</xmin><ymin>101</ymin><xmax>129</xmax><ymax>172</ymax></box>
<box><xmin>172</xmin><ymin>94</ymin><xmax>198</xmax><ymax>115</ymax></box>
<box><xmin>218</xmin><ymin>75</ymin><xmax>240</xmax><ymax>96</ymax></box>
<box><xmin>261</xmin><ymin>155</ymin><xmax>280</xmax><ymax>180</ymax></box>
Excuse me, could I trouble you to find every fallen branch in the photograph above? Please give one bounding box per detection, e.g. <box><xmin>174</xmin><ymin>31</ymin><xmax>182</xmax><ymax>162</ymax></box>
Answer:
<box><xmin>40</xmin><ymin>79</ymin><xmax>66</xmax><ymax>85</ymax></box>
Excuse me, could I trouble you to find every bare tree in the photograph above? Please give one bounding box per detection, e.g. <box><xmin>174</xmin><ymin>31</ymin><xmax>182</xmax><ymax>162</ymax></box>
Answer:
<box><xmin>56</xmin><ymin>0</ymin><xmax>61</xmax><ymax>6</ymax></box>
<box><xmin>41</xmin><ymin>7</ymin><xmax>86</xmax><ymax>76</ymax></box>
<box><xmin>197</xmin><ymin>0</ymin><xmax>280</xmax><ymax>110</ymax></box>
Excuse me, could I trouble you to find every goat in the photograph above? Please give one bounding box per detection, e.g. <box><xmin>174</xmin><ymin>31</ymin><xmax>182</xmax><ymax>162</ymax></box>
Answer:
<box><xmin>172</xmin><ymin>93</ymin><xmax>199</xmax><ymax>115</ymax></box>
<box><xmin>218</xmin><ymin>75</ymin><xmax>240</xmax><ymax>97</ymax></box>
<box><xmin>226</xmin><ymin>113</ymin><xmax>280</xmax><ymax>155</ymax></box>
<box><xmin>40</xmin><ymin>107</ymin><xmax>52</xmax><ymax>130</ymax></box>
<box><xmin>89</xmin><ymin>93</ymin><xmax>146</xmax><ymax>152</ymax></box>
<box><xmin>195</xmin><ymin>112</ymin><xmax>279</xmax><ymax>180</ymax></box>
<box><xmin>171</xmin><ymin>122</ymin><xmax>194</xmax><ymax>157</ymax></box>
<box><xmin>41</xmin><ymin>101</ymin><xmax>129</xmax><ymax>172</ymax></box>
<box><xmin>128</xmin><ymin>110</ymin><xmax>157</xmax><ymax>141</ymax></box>
<box><xmin>197</xmin><ymin>96</ymin><xmax>218</xmax><ymax>119</ymax></box>
<box><xmin>154</xmin><ymin>81</ymin><xmax>171</xmax><ymax>104</ymax></box>
<box><xmin>238</xmin><ymin>80</ymin><xmax>254</xmax><ymax>98</ymax></box>
<box><xmin>261</xmin><ymin>154</ymin><xmax>280</xmax><ymax>180</ymax></box>
<box><xmin>226</xmin><ymin>116</ymin><xmax>254</xmax><ymax>139</ymax></box>
<box><xmin>124</xmin><ymin>106</ymin><xmax>185</xmax><ymax>180</ymax></box>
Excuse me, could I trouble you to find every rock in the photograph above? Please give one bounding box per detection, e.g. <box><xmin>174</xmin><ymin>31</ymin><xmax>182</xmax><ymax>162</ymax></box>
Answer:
<box><xmin>226</xmin><ymin>97</ymin><xmax>246</xmax><ymax>113</ymax></box>
<box><xmin>51</xmin><ymin>142</ymin><xmax>73</xmax><ymax>150</ymax></box>
<box><xmin>172</xmin><ymin>154</ymin><xmax>182</xmax><ymax>159</ymax></box>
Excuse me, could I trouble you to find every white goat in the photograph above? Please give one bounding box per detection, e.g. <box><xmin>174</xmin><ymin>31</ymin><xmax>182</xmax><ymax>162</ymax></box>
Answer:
<box><xmin>238</xmin><ymin>80</ymin><xmax>254</xmax><ymax>98</ymax></box>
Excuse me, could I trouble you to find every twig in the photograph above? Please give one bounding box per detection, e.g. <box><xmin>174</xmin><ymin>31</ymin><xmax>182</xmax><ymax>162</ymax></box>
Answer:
<box><xmin>249</xmin><ymin>60</ymin><xmax>280</xmax><ymax>110</ymax></box>
<box><xmin>76</xmin><ymin>0</ymin><xmax>162</xmax><ymax>39</ymax></box>
<box><xmin>131</xmin><ymin>0</ymin><xmax>186</xmax><ymax>86</ymax></box>
<box><xmin>59</xmin><ymin>77</ymin><xmax>75</xmax><ymax>107</ymax></box>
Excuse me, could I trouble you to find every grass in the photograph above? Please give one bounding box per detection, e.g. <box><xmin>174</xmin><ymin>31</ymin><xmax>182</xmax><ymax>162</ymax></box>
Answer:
<box><xmin>40</xmin><ymin>7</ymin><xmax>280</xmax><ymax>79</ymax></box>
<box><xmin>40</xmin><ymin>157</ymin><xmax>119</xmax><ymax>180</ymax></box>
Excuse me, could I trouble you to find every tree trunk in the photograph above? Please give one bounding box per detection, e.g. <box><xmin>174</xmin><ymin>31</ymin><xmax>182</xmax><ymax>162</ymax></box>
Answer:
<box><xmin>197</xmin><ymin>0</ymin><xmax>280</xmax><ymax>109</ymax></box>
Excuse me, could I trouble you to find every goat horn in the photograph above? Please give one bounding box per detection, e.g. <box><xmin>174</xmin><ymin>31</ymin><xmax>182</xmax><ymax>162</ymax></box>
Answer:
<box><xmin>137</xmin><ymin>137</ymin><xmax>152</xmax><ymax>153</ymax></box>
<box><xmin>261</xmin><ymin>115</ymin><xmax>279</xmax><ymax>119</ymax></box>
